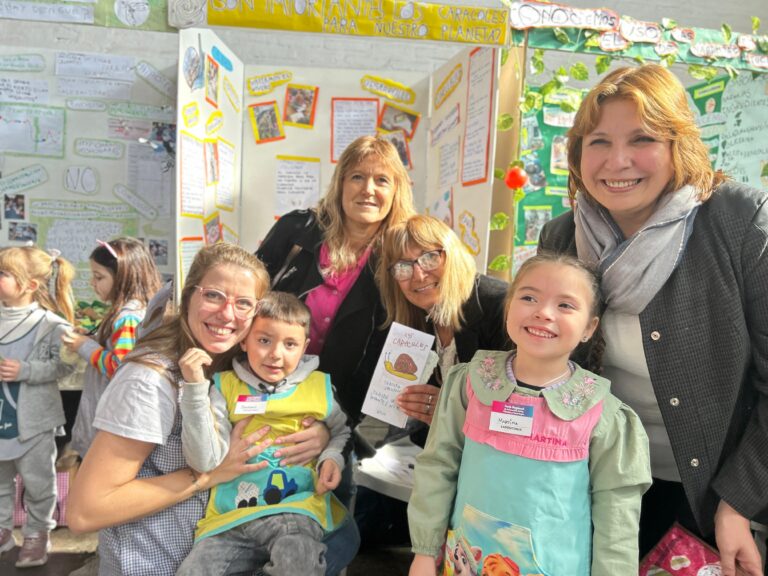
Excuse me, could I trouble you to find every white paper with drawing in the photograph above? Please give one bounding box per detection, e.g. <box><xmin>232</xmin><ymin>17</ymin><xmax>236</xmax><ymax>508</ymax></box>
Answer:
<box><xmin>362</xmin><ymin>322</ymin><xmax>435</xmax><ymax>428</ymax></box>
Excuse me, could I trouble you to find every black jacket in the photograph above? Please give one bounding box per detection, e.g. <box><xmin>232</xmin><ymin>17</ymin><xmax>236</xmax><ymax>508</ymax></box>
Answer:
<box><xmin>256</xmin><ymin>210</ymin><xmax>386</xmax><ymax>427</ymax></box>
<box><xmin>539</xmin><ymin>181</ymin><xmax>768</xmax><ymax>534</ymax></box>
<box><xmin>398</xmin><ymin>273</ymin><xmax>510</xmax><ymax>447</ymax></box>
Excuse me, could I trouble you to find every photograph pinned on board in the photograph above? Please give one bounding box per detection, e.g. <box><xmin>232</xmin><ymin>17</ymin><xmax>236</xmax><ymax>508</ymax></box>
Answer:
<box><xmin>283</xmin><ymin>84</ymin><xmax>319</xmax><ymax>128</ymax></box>
<box><xmin>204</xmin><ymin>139</ymin><xmax>219</xmax><ymax>185</ymax></box>
<box><xmin>8</xmin><ymin>222</ymin><xmax>37</xmax><ymax>243</ymax></box>
<box><xmin>523</xmin><ymin>205</ymin><xmax>552</xmax><ymax>245</ymax></box>
<box><xmin>378</xmin><ymin>103</ymin><xmax>420</xmax><ymax>140</ymax></box>
<box><xmin>248</xmin><ymin>101</ymin><xmax>285</xmax><ymax>144</ymax></box>
<box><xmin>377</xmin><ymin>128</ymin><xmax>412</xmax><ymax>169</ymax></box>
<box><xmin>205</xmin><ymin>54</ymin><xmax>219</xmax><ymax>108</ymax></box>
<box><xmin>183</xmin><ymin>46</ymin><xmax>203</xmax><ymax>91</ymax></box>
<box><xmin>148</xmin><ymin>239</ymin><xmax>169</xmax><ymax>266</ymax></box>
<box><xmin>204</xmin><ymin>212</ymin><xmax>222</xmax><ymax>245</ymax></box>
<box><xmin>4</xmin><ymin>194</ymin><xmax>26</xmax><ymax>221</ymax></box>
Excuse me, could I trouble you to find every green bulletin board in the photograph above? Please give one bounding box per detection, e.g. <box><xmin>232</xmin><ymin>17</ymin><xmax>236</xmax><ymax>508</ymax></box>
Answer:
<box><xmin>512</xmin><ymin>87</ymin><xmax>584</xmax><ymax>271</ymax></box>
<box><xmin>687</xmin><ymin>74</ymin><xmax>768</xmax><ymax>190</ymax></box>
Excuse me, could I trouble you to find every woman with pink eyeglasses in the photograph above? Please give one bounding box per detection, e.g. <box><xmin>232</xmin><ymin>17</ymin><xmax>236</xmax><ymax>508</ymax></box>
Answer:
<box><xmin>68</xmin><ymin>244</ymin><xmax>333</xmax><ymax>576</ymax></box>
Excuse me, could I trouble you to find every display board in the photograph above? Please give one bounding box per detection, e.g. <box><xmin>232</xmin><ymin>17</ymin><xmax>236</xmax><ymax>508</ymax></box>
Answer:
<box><xmin>238</xmin><ymin>64</ymin><xmax>429</xmax><ymax>252</ymax></box>
<box><xmin>0</xmin><ymin>22</ymin><xmax>177</xmax><ymax>299</ymax></box>
<box><xmin>175</xmin><ymin>28</ymin><xmax>243</xmax><ymax>286</ymax></box>
<box><xmin>424</xmin><ymin>46</ymin><xmax>500</xmax><ymax>270</ymax></box>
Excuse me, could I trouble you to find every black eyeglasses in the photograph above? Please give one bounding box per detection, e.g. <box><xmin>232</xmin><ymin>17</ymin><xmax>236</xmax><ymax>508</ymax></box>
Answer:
<box><xmin>389</xmin><ymin>250</ymin><xmax>444</xmax><ymax>281</ymax></box>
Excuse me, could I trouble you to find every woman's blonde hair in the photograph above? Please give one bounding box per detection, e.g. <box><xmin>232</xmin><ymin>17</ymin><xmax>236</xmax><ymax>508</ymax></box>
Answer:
<box><xmin>377</xmin><ymin>215</ymin><xmax>476</xmax><ymax>332</ymax></box>
<box><xmin>91</xmin><ymin>237</ymin><xmax>162</xmax><ymax>347</ymax></box>
<box><xmin>567</xmin><ymin>64</ymin><xmax>726</xmax><ymax>203</ymax></box>
<box><xmin>317</xmin><ymin>135</ymin><xmax>415</xmax><ymax>271</ymax></box>
<box><xmin>129</xmin><ymin>243</ymin><xmax>270</xmax><ymax>380</ymax></box>
<box><xmin>0</xmin><ymin>246</ymin><xmax>75</xmax><ymax>323</ymax></box>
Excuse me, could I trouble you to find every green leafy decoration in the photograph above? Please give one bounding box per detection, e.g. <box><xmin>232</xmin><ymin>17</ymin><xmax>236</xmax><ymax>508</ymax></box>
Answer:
<box><xmin>724</xmin><ymin>65</ymin><xmax>740</xmax><ymax>79</ymax></box>
<box><xmin>570</xmin><ymin>62</ymin><xmax>589</xmax><ymax>81</ymax></box>
<box><xmin>688</xmin><ymin>64</ymin><xmax>719</xmax><ymax>82</ymax></box>
<box><xmin>595</xmin><ymin>55</ymin><xmax>613</xmax><ymax>75</ymax></box>
<box><xmin>661</xmin><ymin>54</ymin><xmax>677</xmax><ymax>68</ymax></box>
<box><xmin>633</xmin><ymin>55</ymin><xmax>646</xmax><ymax>65</ymax></box>
<box><xmin>555</xmin><ymin>65</ymin><xmax>569</xmax><ymax>82</ymax></box>
<box><xmin>761</xmin><ymin>163</ymin><xmax>768</xmax><ymax>178</ymax></box>
<box><xmin>559</xmin><ymin>92</ymin><xmax>582</xmax><ymax>113</ymax></box>
<box><xmin>530</xmin><ymin>48</ymin><xmax>545</xmax><ymax>75</ymax></box>
<box><xmin>493</xmin><ymin>168</ymin><xmax>506</xmax><ymax>180</ymax></box>
<box><xmin>553</xmin><ymin>27</ymin><xmax>572</xmax><ymax>45</ymax></box>
<box><xmin>497</xmin><ymin>113</ymin><xmax>515</xmax><ymax>131</ymax></box>
<box><xmin>501</xmin><ymin>47</ymin><xmax>509</xmax><ymax>67</ymax></box>
<box><xmin>757</xmin><ymin>37</ymin><xmax>768</xmax><ymax>52</ymax></box>
<box><xmin>490</xmin><ymin>212</ymin><xmax>511</xmax><ymax>231</ymax></box>
<box><xmin>520</xmin><ymin>90</ymin><xmax>543</xmax><ymax>114</ymax></box>
<box><xmin>752</xmin><ymin>16</ymin><xmax>761</xmax><ymax>35</ymax></box>
<box><xmin>661</xmin><ymin>18</ymin><xmax>678</xmax><ymax>30</ymax></box>
<box><xmin>508</xmin><ymin>160</ymin><xmax>525</xmax><ymax>169</ymax></box>
<box><xmin>722</xmin><ymin>23</ymin><xmax>732</xmax><ymax>43</ymax></box>
<box><xmin>540</xmin><ymin>78</ymin><xmax>563</xmax><ymax>98</ymax></box>
<box><xmin>489</xmin><ymin>254</ymin><xmax>512</xmax><ymax>272</ymax></box>
<box><xmin>584</xmin><ymin>35</ymin><xmax>601</xmax><ymax>48</ymax></box>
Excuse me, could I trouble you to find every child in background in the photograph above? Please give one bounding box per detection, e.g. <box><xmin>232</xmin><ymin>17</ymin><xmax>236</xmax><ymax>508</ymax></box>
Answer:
<box><xmin>0</xmin><ymin>246</ymin><xmax>76</xmax><ymax>567</ymax></box>
<box><xmin>62</xmin><ymin>238</ymin><xmax>161</xmax><ymax>456</ymax></box>
<box><xmin>408</xmin><ymin>253</ymin><xmax>652</xmax><ymax>576</ymax></box>
<box><xmin>176</xmin><ymin>291</ymin><xmax>349</xmax><ymax>576</ymax></box>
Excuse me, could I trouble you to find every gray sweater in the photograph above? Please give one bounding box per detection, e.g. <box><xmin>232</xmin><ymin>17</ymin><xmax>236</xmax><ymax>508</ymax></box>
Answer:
<box><xmin>0</xmin><ymin>304</ymin><xmax>73</xmax><ymax>441</ymax></box>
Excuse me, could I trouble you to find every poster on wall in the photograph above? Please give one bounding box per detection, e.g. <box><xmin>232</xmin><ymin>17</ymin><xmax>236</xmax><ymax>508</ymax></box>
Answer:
<box><xmin>687</xmin><ymin>74</ymin><xmax>768</xmax><ymax>190</ymax></box>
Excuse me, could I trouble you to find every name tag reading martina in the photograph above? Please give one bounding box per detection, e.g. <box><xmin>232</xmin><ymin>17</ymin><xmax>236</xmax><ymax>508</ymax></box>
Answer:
<box><xmin>234</xmin><ymin>394</ymin><xmax>268</xmax><ymax>415</ymax></box>
<box><xmin>489</xmin><ymin>401</ymin><xmax>534</xmax><ymax>436</ymax></box>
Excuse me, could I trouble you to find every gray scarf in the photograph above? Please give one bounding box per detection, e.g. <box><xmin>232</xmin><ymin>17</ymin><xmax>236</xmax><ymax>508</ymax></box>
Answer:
<box><xmin>574</xmin><ymin>186</ymin><xmax>700</xmax><ymax>314</ymax></box>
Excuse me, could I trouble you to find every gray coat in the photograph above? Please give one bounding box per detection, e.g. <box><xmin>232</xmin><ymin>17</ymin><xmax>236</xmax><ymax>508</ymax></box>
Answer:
<box><xmin>15</xmin><ymin>309</ymin><xmax>73</xmax><ymax>441</ymax></box>
<box><xmin>539</xmin><ymin>181</ymin><xmax>768</xmax><ymax>535</ymax></box>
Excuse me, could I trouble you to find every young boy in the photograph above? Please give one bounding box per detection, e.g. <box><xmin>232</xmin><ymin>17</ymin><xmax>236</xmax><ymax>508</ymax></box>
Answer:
<box><xmin>176</xmin><ymin>291</ymin><xmax>350</xmax><ymax>576</ymax></box>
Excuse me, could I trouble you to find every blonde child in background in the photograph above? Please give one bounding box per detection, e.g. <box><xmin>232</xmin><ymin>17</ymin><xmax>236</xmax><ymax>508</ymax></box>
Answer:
<box><xmin>176</xmin><ymin>291</ymin><xmax>350</xmax><ymax>576</ymax></box>
<box><xmin>408</xmin><ymin>253</ymin><xmax>652</xmax><ymax>576</ymax></box>
<box><xmin>62</xmin><ymin>238</ymin><xmax>161</xmax><ymax>457</ymax></box>
<box><xmin>0</xmin><ymin>246</ymin><xmax>76</xmax><ymax>568</ymax></box>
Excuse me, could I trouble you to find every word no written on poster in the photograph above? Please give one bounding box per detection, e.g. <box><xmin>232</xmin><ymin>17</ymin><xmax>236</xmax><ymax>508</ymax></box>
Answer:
<box><xmin>206</xmin><ymin>0</ymin><xmax>508</xmax><ymax>46</ymax></box>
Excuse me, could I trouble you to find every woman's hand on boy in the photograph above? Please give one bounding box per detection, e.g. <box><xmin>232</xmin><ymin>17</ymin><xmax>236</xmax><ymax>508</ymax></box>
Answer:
<box><xmin>273</xmin><ymin>418</ymin><xmax>330</xmax><ymax>466</ymax></box>
<box><xmin>315</xmin><ymin>459</ymin><xmax>341</xmax><ymax>495</ymax></box>
<box><xmin>715</xmin><ymin>500</ymin><xmax>764</xmax><ymax>576</ymax></box>
<box><xmin>397</xmin><ymin>383</ymin><xmax>441</xmax><ymax>425</ymax></box>
<box><xmin>179</xmin><ymin>347</ymin><xmax>212</xmax><ymax>383</ymax></box>
<box><xmin>204</xmin><ymin>417</ymin><xmax>272</xmax><ymax>489</ymax></box>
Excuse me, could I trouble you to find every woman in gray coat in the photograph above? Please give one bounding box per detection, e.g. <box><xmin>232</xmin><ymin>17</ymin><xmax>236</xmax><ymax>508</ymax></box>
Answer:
<box><xmin>539</xmin><ymin>64</ymin><xmax>767</xmax><ymax>576</ymax></box>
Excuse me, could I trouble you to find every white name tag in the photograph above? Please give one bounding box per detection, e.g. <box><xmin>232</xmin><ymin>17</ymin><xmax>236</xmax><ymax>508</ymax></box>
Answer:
<box><xmin>489</xmin><ymin>401</ymin><xmax>534</xmax><ymax>436</ymax></box>
<box><xmin>234</xmin><ymin>394</ymin><xmax>268</xmax><ymax>415</ymax></box>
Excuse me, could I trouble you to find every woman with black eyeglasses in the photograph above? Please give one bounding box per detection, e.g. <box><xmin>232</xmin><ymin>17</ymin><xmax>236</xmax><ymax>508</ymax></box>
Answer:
<box><xmin>355</xmin><ymin>214</ymin><xmax>509</xmax><ymax>549</ymax></box>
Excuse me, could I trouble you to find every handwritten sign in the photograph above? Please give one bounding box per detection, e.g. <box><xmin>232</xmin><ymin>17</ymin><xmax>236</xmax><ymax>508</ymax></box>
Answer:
<box><xmin>66</xmin><ymin>98</ymin><xmax>107</xmax><ymax>112</ymax></box>
<box><xmin>57</xmin><ymin>76</ymin><xmax>133</xmax><ymax>100</ymax></box>
<box><xmin>0</xmin><ymin>78</ymin><xmax>49</xmax><ymax>104</ymax></box>
<box><xmin>108</xmin><ymin>102</ymin><xmax>175</xmax><ymax>122</ymax></box>
<box><xmin>55</xmin><ymin>52</ymin><xmax>135</xmax><ymax>81</ymax></box>
<box><xmin>360</xmin><ymin>75</ymin><xmax>415</xmax><ymax>105</ymax></box>
<box><xmin>63</xmin><ymin>166</ymin><xmax>99</xmax><ymax>195</ymax></box>
<box><xmin>136</xmin><ymin>61</ymin><xmax>176</xmax><ymax>98</ymax></box>
<box><xmin>207</xmin><ymin>0</ymin><xmax>508</xmax><ymax>46</ymax></box>
<box><xmin>275</xmin><ymin>156</ymin><xmax>320</xmax><ymax>216</ymax></box>
<box><xmin>246</xmin><ymin>71</ymin><xmax>292</xmax><ymax>96</ymax></box>
<box><xmin>362</xmin><ymin>322</ymin><xmax>435</xmax><ymax>428</ymax></box>
<box><xmin>331</xmin><ymin>98</ymin><xmax>378</xmax><ymax>162</ymax></box>
<box><xmin>619</xmin><ymin>17</ymin><xmax>661</xmax><ymax>44</ymax></box>
<box><xmin>690</xmin><ymin>43</ymin><xmax>741</xmax><ymax>60</ymax></box>
<box><xmin>431</xmin><ymin>103</ymin><xmax>460</xmax><ymax>147</ymax></box>
<box><xmin>434</xmin><ymin>63</ymin><xmax>462</xmax><ymax>110</ymax></box>
<box><xmin>0</xmin><ymin>164</ymin><xmax>48</xmax><ymax>195</ymax></box>
<box><xmin>509</xmin><ymin>1</ymin><xmax>619</xmax><ymax>31</ymax></box>
<box><xmin>0</xmin><ymin>0</ymin><xmax>94</xmax><ymax>24</ymax></box>
<box><xmin>461</xmin><ymin>47</ymin><xmax>494</xmax><ymax>186</ymax></box>
<box><xmin>0</xmin><ymin>54</ymin><xmax>46</xmax><ymax>72</ymax></box>
<box><xmin>74</xmin><ymin>138</ymin><xmax>124</xmax><ymax>159</ymax></box>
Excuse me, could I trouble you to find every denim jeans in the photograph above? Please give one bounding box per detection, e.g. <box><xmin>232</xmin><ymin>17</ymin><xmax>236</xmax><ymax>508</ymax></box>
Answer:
<box><xmin>324</xmin><ymin>462</ymin><xmax>360</xmax><ymax>575</ymax></box>
<box><xmin>176</xmin><ymin>513</ymin><xmax>326</xmax><ymax>576</ymax></box>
